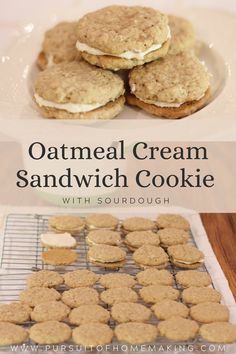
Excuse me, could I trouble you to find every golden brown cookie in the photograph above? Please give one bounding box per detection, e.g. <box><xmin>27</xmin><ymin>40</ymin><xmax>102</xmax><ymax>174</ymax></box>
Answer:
<box><xmin>31</xmin><ymin>301</ymin><xmax>70</xmax><ymax>322</ymax></box>
<box><xmin>42</xmin><ymin>248</ymin><xmax>77</xmax><ymax>266</ymax></box>
<box><xmin>158</xmin><ymin>317</ymin><xmax>199</xmax><ymax>341</ymax></box>
<box><xmin>27</xmin><ymin>270</ymin><xmax>64</xmax><ymax>288</ymax></box>
<box><xmin>176</xmin><ymin>270</ymin><xmax>212</xmax><ymax>288</ymax></box>
<box><xmin>99</xmin><ymin>273</ymin><xmax>136</xmax><ymax>289</ymax></box>
<box><xmin>139</xmin><ymin>285</ymin><xmax>179</xmax><ymax>304</ymax></box>
<box><xmin>72</xmin><ymin>323</ymin><xmax>113</xmax><ymax>347</ymax></box>
<box><xmin>37</xmin><ymin>22</ymin><xmax>79</xmax><ymax>70</ymax></box>
<box><xmin>152</xmin><ymin>300</ymin><xmax>189</xmax><ymax>320</ymax></box>
<box><xmin>69</xmin><ymin>305</ymin><xmax>110</xmax><ymax>325</ymax></box>
<box><xmin>19</xmin><ymin>287</ymin><xmax>61</xmax><ymax>307</ymax></box>
<box><xmin>168</xmin><ymin>15</ymin><xmax>196</xmax><ymax>56</ymax></box>
<box><xmin>111</xmin><ymin>302</ymin><xmax>151</xmax><ymax>323</ymax></box>
<box><xmin>115</xmin><ymin>322</ymin><xmax>157</xmax><ymax>344</ymax></box>
<box><xmin>136</xmin><ymin>269</ymin><xmax>173</xmax><ymax>286</ymax></box>
<box><xmin>0</xmin><ymin>322</ymin><xmax>28</xmax><ymax>345</ymax></box>
<box><xmin>48</xmin><ymin>215</ymin><xmax>85</xmax><ymax>234</ymax></box>
<box><xmin>156</xmin><ymin>214</ymin><xmax>190</xmax><ymax>230</ymax></box>
<box><xmin>190</xmin><ymin>302</ymin><xmax>229</xmax><ymax>323</ymax></box>
<box><xmin>0</xmin><ymin>303</ymin><xmax>31</xmax><ymax>324</ymax></box>
<box><xmin>85</xmin><ymin>213</ymin><xmax>118</xmax><ymax>230</ymax></box>
<box><xmin>200</xmin><ymin>322</ymin><xmax>236</xmax><ymax>343</ymax></box>
<box><xmin>125</xmin><ymin>230</ymin><xmax>160</xmax><ymax>251</ymax></box>
<box><xmin>133</xmin><ymin>245</ymin><xmax>169</xmax><ymax>269</ymax></box>
<box><xmin>76</xmin><ymin>6</ymin><xmax>170</xmax><ymax>70</ymax></box>
<box><xmin>157</xmin><ymin>228</ymin><xmax>189</xmax><ymax>248</ymax></box>
<box><xmin>61</xmin><ymin>287</ymin><xmax>99</xmax><ymax>308</ymax></box>
<box><xmin>101</xmin><ymin>287</ymin><xmax>138</xmax><ymax>305</ymax></box>
<box><xmin>86</xmin><ymin>229</ymin><xmax>121</xmax><ymax>246</ymax></box>
<box><xmin>167</xmin><ymin>244</ymin><xmax>204</xmax><ymax>269</ymax></box>
<box><xmin>122</xmin><ymin>217</ymin><xmax>155</xmax><ymax>234</ymax></box>
<box><xmin>63</xmin><ymin>269</ymin><xmax>99</xmax><ymax>288</ymax></box>
<box><xmin>30</xmin><ymin>321</ymin><xmax>71</xmax><ymax>344</ymax></box>
<box><xmin>88</xmin><ymin>244</ymin><xmax>126</xmax><ymax>268</ymax></box>
<box><xmin>182</xmin><ymin>287</ymin><xmax>221</xmax><ymax>305</ymax></box>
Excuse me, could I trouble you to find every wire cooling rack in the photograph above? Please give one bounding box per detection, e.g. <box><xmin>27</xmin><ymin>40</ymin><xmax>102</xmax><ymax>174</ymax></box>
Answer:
<box><xmin>0</xmin><ymin>213</ymin><xmax>216</xmax><ymax>353</ymax></box>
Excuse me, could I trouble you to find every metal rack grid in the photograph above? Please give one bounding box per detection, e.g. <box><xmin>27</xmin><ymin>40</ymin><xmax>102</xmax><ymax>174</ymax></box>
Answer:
<box><xmin>0</xmin><ymin>213</ymin><xmax>213</xmax><ymax>353</ymax></box>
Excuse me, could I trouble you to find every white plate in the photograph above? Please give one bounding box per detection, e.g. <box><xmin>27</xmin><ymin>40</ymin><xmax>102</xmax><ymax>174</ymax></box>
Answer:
<box><xmin>0</xmin><ymin>0</ymin><xmax>236</xmax><ymax>141</ymax></box>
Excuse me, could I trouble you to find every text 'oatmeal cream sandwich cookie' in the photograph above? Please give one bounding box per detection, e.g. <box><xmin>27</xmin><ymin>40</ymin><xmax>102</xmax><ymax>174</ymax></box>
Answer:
<box><xmin>34</xmin><ymin>61</ymin><xmax>125</xmax><ymax>119</ymax></box>
<box><xmin>37</xmin><ymin>22</ymin><xmax>80</xmax><ymax>70</ymax></box>
<box><xmin>76</xmin><ymin>6</ymin><xmax>171</xmax><ymax>71</ymax></box>
<box><xmin>127</xmin><ymin>53</ymin><xmax>211</xmax><ymax>119</ymax></box>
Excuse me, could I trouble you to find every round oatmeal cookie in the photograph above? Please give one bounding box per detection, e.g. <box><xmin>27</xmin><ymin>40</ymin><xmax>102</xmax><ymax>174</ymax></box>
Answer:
<box><xmin>61</xmin><ymin>287</ymin><xmax>99</xmax><ymax>308</ymax></box>
<box><xmin>42</xmin><ymin>248</ymin><xmax>77</xmax><ymax>266</ymax></box>
<box><xmin>63</xmin><ymin>269</ymin><xmax>99</xmax><ymax>288</ymax></box>
<box><xmin>136</xmin><ymin>269</ymin><xmax>173</xmax><ymax>286</ymax></box>
<box><xmin>182</xmin><ymin>287</ymin><xmax>221</xmax><ymax>305</ymax></box>
<box><xmin>167</xmin><ymin>244</ymin><xmax>204</xmax><ymax>269</ymax></box>
<box><xmin>133</xmin><ymin>245</ymin><xmax>169</xmax><ymax>269</ymax></box>
<box><xmin>152</xmin><ymin>300</ymin><xmax>189</xmax><ymax>320</ymax></box>
<box><xmin>128</xmin><ymin>53</ymin><xmax>210</xmax><ymax>119</ymax></box>
<box><xmin>85</xmin><ymin>213</ymin><xmax>118</xmax><ymax>230</ymax></box>
<box><xmin>19</xmin><ymin>287</ymin><xmax>61</xmax><ymax>307</ymax></box>
<box><xmin>76</xmin><ymin>6</ymin><xmax>170</xmax><ymax>70</ymax></box>
<box><xmin>87</xmin><ymin>229</ymin><xmax>121</xmax><ymax>246</ymax></box>
<box><xmin>99</xmin><ymin>273</ymin><xmax>136</xmax><ymax>289</ymax></box>
<box><xmin>27</xmin><ymin>270</ymin><xmax>64</xmax><ymax>288</ymax></box>
<box><xmin>125</xmin><ymin>230</ymin><xmax>160</xmax><ymax>251</ymax></box>
<box><xmin>48</xmin><ymin>215</ymin><xmax>85</xmax><ymax>233</ymax></box>
<box><xmin>157</xmin><ymin>228</ymin><xmax>189</xmax><ymax>248</ymax></box>
<box><xmin>31</xmin><ymin>301</ymin><xmax>70</xmax><ymax>322</ymax></box>
<box><xmin>176</xmin><ymin>270</ymin><xmax>212</xmax><ymax>288</ymax></box>
<box><xmin>69</xmin><ymin>305</ymin><xmax>110</xmax><ymax>325</ymax></box>
<box><xmin>156</xmin><ymin>214</ymin><xmax>190</xmax><ymax>230</ymax></box>
<box><xmin>0</xmin><ymin>322</ymin><xmax>28</xmax><ymax>345</ymax></box>
<box><xmin>34</xmin><ymin>62</ymin><xmax>125</xmax><ymax>120</ymax></box>
<box><xmin>168</xmin><ymin>15</ymin><xmax>196</xmax><ymax>56</ymax></box>
<box><xmin>101</xmin><ymin>287</ymin><xmax>138</xmax><ymax>305</ymax></box>
<box><xmin>72</xmin><ymin>323</ymin><xmax>113</xmax><ymax>347</ymax></box>
<box><xmin>139</xmin><ymin>285</ymin><xmax>179</xmax><ymax>304</ymax></box>
<box><xmin>200</xmin><ymin>322</ymin><xmax>236</xmax><ymax>343</ymax></box>
<box><xmin>111</xmin><ymin>302</ymin><xmax>151</xmax><ymax>323</ymax></box>
<box><xmin>0</xmin><ymin>303</ymin><xmax>31</xmax><ymax>324</ymax></box>
<box><xmin>158</xmin><ymin>317</ymin><xmax>199</xmax><ymax>341</ymax></box>
<box><xmin>122</xmin><ymin>217</ymin><xmax>155</xmax><ymax>234</ymax></box>
<box><xmin>88</xmin><ymin>244</ymin><xmax>126</xmax><ymax>267</ymax></box>
<box><xmin>190</xmin><ymin>302</ymin><xmax>229</xmax><ymax>323</ymax></box>
<box><xmin>30</xmin><ymin>321</ymin><xmax>71</xmax><ymax>344</ymax></box>
<box><xmin>115</xmin><ymin>322</ymin><xmax>157</xmax><ymax>344</ymax></box>
<box><xmin>38</xmin><ymin>22</ymin><xmax>80</xmax><ymax>70</ymax></box>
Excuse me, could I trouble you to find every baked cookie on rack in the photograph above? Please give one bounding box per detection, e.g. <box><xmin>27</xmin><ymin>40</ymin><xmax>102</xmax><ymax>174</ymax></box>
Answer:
<box><xmin>61</xmin><ymin>287</ymin><xmax>99</xmax><ymax>308</ymax></box>
<box><xmin>152</xmin><ymin>300</ymin><xmax>189</xmax><ymax>320</ymax></box>
<box><xmin>125</xmin><ymin>230</ymin><xmax>160</xmax><ymax>251</ymax></box>
<box><xmin>157</xmin><ymin>228</ymin><xmax>189</xmax><ymax>248</ymax></box>
<box><xmin>86</xmin><ymin>229</ymin><xmax>121</xmax><ymax>246</ymax></box>
<box><xmin>158</xmin><ymin>317</ymin><xmax>199</xmax><ymax>341</ymax></box>
<box><xmin>30</xmin><ymin>321</ymin><xmax>71</xmax><ymax>345</ymax></box>
<box><xmin>88</xmin><ymin>244</ymin><xmax>126</xmax><ymax>268</ymax></box>
<box><xmin>0</xmin><ymin>322</ymin><xmax>28</xmax><ymax>345</ymax></box>
<box><xmin>182</xmin><ymin>287</ymin><xmax>221</xmax><ymax>305</ymax></box>
<box><xmin>167</xmin><ymin>244</ymin><xmax>204</xmax><ymax>269</ymax></box>
<box><xmin>85</xmin><ymin>213</ymin><xmax>118</xmax><ymax>230</ymax></box>
<box><xmin>0</xmin><ymin>303</ymin><xmax>31</xmax><ymax>324</ymax></box>
<box><xmin>19</xmin><ymin>287</ymin><xmax>61</xmax><ymax>307</ymax></box>
<box><xmin>99</xmin><ymin>273</ymin><xmax>136</xmax><ymax>289</ymax></box>
<box><xmin>139</xmin><ymin>285</ymin><xmax>179</xmax><ymax>304</ymax></box>
<box><xmin>122</xmin><ymin>217</ymin><xmax>155</xmax><ymax>234</ymax></box>
<box><xmin>42</xmin><ymin>248</ymin><xmax>78</xmax><ymax>266</ymax></box>
<box><xmin>156</xmin><ymin>214</ymin><xmax>190</xmax><ymax>230</ymax></box>
<box><xmin>101</xmin><ymin>287</ymin><xmax>138</xmax><ymax>305</ymax></box>
<box><xmin>200</xmin><ymin>322</ymin><xmax>236</xmax><ymax>343</ymax></box>
<box><xmin>176</xmin><ymin>270</ymin><xmax>212</xmax><ymax>288</ymax></box>
<box><xmin>111</xmin><ymin>302</ymin><xmax>151</xmax><ymax>323</ymax></box>
<box><xmin>31</xmin><ymin>301</ymin><xmax>70</xmax><ymax>322</ymax></box>
<box><xmin>63</xmin><ymin>269</ymin><xmax>99</xmax><ymax>288</ymax></box>
<box><xmin>72</xmin><ymin>323</ymin><xmax>113</xmax><ymax>347</ymax></box>
<box><xmin>27</xmin><ymin>270</ymin><xmax>64</xmax><ymax>288</ymax></box>
<box><xmin>133</xmin><ymin>245</ymin><xmax>169</xmax><ymax>269</ymax></box>
<box><xmin>136</xmin><ymin>269</ymin><xmax>173</xmax><ymax>286</ymax></box>
<box><xmin>115</xmin><ymin>322</ymin><xmax>157</xmax><ymax>344</ymax></box>
<box><xmin>48</xmin><ymin>215</ymin><xmax>85</xmax><ymax>234</ymax></box>
<box><xmin>190</xmin><ymin>302</ymin><xmax>229</xmax><ymax>323</ymax></box>
<box><xmin>76</xmin><ymin>6</ymin><xmax>170</xmax><ymax>71</ymax></box>
<box><xmin>69</xmin><ymin>305</ymin><xmax>110</xmax><ymax>325</ymax></box>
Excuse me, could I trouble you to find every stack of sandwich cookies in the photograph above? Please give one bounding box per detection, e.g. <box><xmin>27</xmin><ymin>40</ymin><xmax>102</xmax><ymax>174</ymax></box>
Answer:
<box><xmin>38</xmin><ymin>22</ymin><xmax>80</xmax><ymax>70</ymax></box>
<box><xmin>167</xmin><ymin>244</ymin><xmax>204</xmax><ymax>269</ymax></box>
<box><xmin>34</xmin><ymin>61</ymin><xmax>125</xmax><ymax>119</ymax></box>
<box><xmin>48</xmin><ymin>215</ymin><xmax>85</xmax><ymax>234</ymax></box>
<box><xmin>125</xmin><ymin>230</ymin><xmax>160</xmax><ymax>251</ymax></box>
<box><xmin>133</xmin><ymin>244</ymin><xmax>169</xmax><ymax>269</ymax></box>
<box><xmin>86</xmin><ymin>229</ymin><xmax>121</xmax><ymax>246</ymax></box>
<box><xmin>127</xmin><ymin>53</ymin><xmax>210</xmax><ymax>119</ymax></box>
<box><xmin>85</xmin><ymin>213</ymin><xmax>118</xmax><ymax>230</ymax></box>
<box><xmin>76</xmin><ymin>6</ymin><xmax>171</xmax><ymax>71</ymax></box>
<box><xmin>88</xmin><ymin>244</ymin><xmax>126</xmax><ymax>268</ymax></box>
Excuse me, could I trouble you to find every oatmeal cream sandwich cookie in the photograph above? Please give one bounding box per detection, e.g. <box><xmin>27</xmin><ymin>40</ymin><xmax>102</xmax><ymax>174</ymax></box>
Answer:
<box><xmin>76</xmin><ymin>6</ymin><xmax>170</xmax><ymax>71</ymax></box>
<box><xmin>167</xmin><ymin>244</ymin><xmax>204</xmax><ymax>269</ymax></box>
<box><xmin>85</xmin><ymin>213</ymin><xmax>118</xmax><ymax>230</ymax></box>
<box><xmin>122</xmin><ymin>217</ymin><xmax>155</xmax><ymax>234</ymax></box>
<box><xmin>133</xmin><ymin>244</ymin><xmax>169</xmax><ymax>269</ymax></box>
<box><xmin>168</xmin><ymin>15</ymin><xmax>196</xmax><ymax>56</ymax></box>
<box><xmin>127</xmin><ymin>53</ymin><xmax>210</xmax><ymax>119</ymax></box>
<box><xmin>37</xmin><ymin>22</ymin><xmax>80</xmax><ymax>70</ymax></box>
<box><xmin>48</xmin><ymin>215</ymin><xmax>85</xmax><ymax>234</ymax></box>
<box><xmin>125</xmin><ymin>230</ymin><xmax>160</xmax><ymax>251</ymax></box>
<box><xmin>157</xmin><ymin>228</ymin><xmax>189</xmax><ymax>248</ymax></box>
<box><xmin>34</xmin><ymin>61</ymin><xmax>125</xmax><ymax>119</ymax></box>
<box><xmin>86</xmin><ymin>229</ymin><xmax>121</xmax><ymax>246</ymax></box>
<box><xmin>88</xmin><ymin>244</ymin><xmax>126</xmax><ymax>268</ymax></box>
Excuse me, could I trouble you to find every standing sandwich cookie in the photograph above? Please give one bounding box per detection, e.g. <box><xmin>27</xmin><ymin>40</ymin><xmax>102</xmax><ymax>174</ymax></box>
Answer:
<box><xmin>37</xmin><ymin>22</ymin><xmax>80</xmax><ymax>70</ymax></box>
<box><xmin>34</xmin><ymin>61</ymin><xmax>125</xmax><ymax>119</ymax></box>
<box><xmin>76</xmin><ymin>6</ymin><xmax>171</xmax><ymax>71</ymax></box>
<box><xmin>127</xmin><ymin>53</ymin><xmax>210</xmax><ymax>119</ymax></box>
<box><xmin>168</xmin><ymin>15</ymin><xmax>196</xmax><ymax>56</ymax></box>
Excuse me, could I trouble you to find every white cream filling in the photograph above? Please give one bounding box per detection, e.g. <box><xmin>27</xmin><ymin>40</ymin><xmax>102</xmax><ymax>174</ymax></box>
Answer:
<box><xmin>34</xmin><ymin>93</ymin><xmax>108</xmax><ymax>113</ymax></box>
<box><xmin>174</xmin><ymin>258</ymin><xmax>204</xmax><ymax>265</ymax></box>
<box><xmin>76</xmin><ymin>27</ymin><xmax>171</xmax><ymax>60</ymax></box>
<box><xmin>41</xmin><ymin>233</ymin><xmax>76</xmax><ymax>248</ymax></box>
